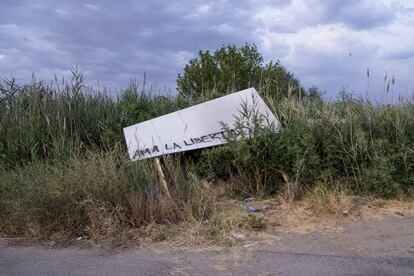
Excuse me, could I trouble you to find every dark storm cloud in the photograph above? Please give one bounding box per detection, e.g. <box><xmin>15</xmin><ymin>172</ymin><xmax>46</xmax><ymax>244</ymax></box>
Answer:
<box><xmin>335</xmin><ymin>1</ymin><xmax>395</xmax><ymax>29</ymax></box>
<box><xmin>0</xmin><ymin>0</ymin><xmax>411</xmax><ymax>97</ymax></box>
<box><xmin>0</xmin><ymin>0</ymin><xmax>288</xmax><ymax>89</ymax></box>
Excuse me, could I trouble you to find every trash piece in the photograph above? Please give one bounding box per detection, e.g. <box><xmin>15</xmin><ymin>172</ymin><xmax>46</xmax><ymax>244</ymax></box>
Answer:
<box><xmin>247</xmin><ymin>206</ymin><xmax>261</xmax><ymax>212</ymax></box>
<box><xmin>244</xmin><ymin>195</ymin><xmax>254</xmax><ymax>202</ymax></box>
<box><xmin>240</xmin><ymin>204</ymin><xmax>262</xmax><ymax>212</ymax></box>
<box><xmin>76</xmin><ymin>236</ymin><xmax>83</xmax><ymax>241</ymax></box>
<box><xmin>232</xmin><ymin>233</ymin><xmax>245</xmax><ymax>241</ymax></box>
<box><xmin>342</xmin><ymin>210</ymin><xmax>349</xmax><ymax>216</ymax></box>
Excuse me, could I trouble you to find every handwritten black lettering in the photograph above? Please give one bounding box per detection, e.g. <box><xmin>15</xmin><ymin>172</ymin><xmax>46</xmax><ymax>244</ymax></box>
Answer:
<box><xmin>209</xmin><ymin>132</ymin><xmax>222</xmax><ymax>140</ymax></box>
<box><xmin>134</xmin><ymin>127</ymin><xmax>251</xmax><ymax>159</ymax></box>
<box><xmin>138</xmin><ymin>148</ymin><xmax>151</xmax><ymax>157</ymax></box>
<box><xmin>184</xmin><ymin>139</ymin><xmax>194</xmax><ymax>146</ymax></box>
<box><xmin>200</xmin><ymin>135</ymin><xmax>211</xmax><ymax>143</ymax></box>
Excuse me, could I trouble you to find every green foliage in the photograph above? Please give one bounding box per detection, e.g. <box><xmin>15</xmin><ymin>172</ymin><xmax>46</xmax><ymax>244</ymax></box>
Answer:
<box><xmin>118</xmin><ymin>85</ymin><xmax>191</xmax><ymax>127</ymax></box>
<box><xmin>2</xmin><ymin>70</ymin><xmax>414</xmax><ymax>201</ymax></box>
<box><xmin>2</xmin><ymin>72</ymin><xmax>414</xmax><ymax>201</ymax></box>
<box><xmin>198</xmin><ymin>90</ymin><xmax>414</xmax><ymax>198</ymax></box>
<box><xmin>0</xmin><ymin>73</ymin><xmax>190</xmax><ymax>168</ymax></box>
<box><xmin>177</xmin><ymin>43</ymin><xmax>302</xmax><ymax>100</ymax></box>
<box><xmin>0</xmin><ymin>71</ymin><xmax>121</xmax><ymax>167</ymax></box>
<box><xmin>1</xmin><ymin>64</ymin><xmax>414</xmax><ymax>239</ymax></box>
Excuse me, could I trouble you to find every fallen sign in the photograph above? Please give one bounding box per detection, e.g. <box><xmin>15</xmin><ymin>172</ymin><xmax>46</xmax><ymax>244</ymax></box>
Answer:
<box><xmin>123</xmin><ymin>87</ymin><xmax>279</xmax><ymax>161</ymax></box>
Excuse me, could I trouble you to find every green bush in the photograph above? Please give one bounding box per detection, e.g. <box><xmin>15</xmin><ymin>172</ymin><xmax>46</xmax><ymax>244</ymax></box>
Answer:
<box><xmin>177</xmin><ymin>43</ymin><xmax>303</xmax><ymax>100</ymax></box>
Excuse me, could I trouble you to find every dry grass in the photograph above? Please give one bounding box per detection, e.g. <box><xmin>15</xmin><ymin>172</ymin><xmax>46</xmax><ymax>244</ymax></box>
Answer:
<box><xmin>2</xmin><ymin>183</ymin><xmax>412</xmax><ymax>249</ymax></box>
<box><xmin>0</xmin><ymin>151</ymin><xmax>221</xmax><ymax>247</ymax></box>
<box><xmin>302</xmin><ymin>182</ymin><xmax>353</xmax><ymax>216</ymax></box>
<box><xmin>155</xmin><ymin>186</ymin><xmax>414</xmax><ymax>249</ymax></box>
<box><xmin>1</xmin><ymin>152</ymin><xmax>412</xmax><ymax>249</ymax></box>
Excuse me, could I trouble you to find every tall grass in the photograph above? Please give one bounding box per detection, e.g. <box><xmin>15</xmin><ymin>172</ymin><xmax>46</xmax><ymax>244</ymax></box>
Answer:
<box><xmin>1</xmin><ymin>71</ymin><xmax>413</xmax><ymax>241</ymax></box>
<box><xmin>0</xmin><ymin>72</ymin><xmax>121</xmax><ymax>166</ymax></box>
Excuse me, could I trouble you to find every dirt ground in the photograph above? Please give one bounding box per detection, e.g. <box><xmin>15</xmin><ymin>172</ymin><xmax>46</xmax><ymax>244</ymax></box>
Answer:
<box><xmin>138</xmin><ymin>196</ymin><xmax>414</xmax><ymax>250</ymax></box>
<box><xmin>1</xmin><ymin>198</ymin><xmax>413</xmax><ymax>275</ymax></box>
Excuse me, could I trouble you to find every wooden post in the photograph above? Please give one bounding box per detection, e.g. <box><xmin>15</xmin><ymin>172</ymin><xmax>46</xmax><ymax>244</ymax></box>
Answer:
<box><xmin>154</xmin><ymin>157</ymin><xmax>171</xmax><ymax>199</ymax></box>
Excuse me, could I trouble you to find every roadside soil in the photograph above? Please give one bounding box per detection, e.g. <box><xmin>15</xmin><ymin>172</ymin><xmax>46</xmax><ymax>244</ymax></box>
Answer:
<box><xmin>1</xmin><ymin>198</ymin><xmax>413</xmax><ymax>275</ymax></box>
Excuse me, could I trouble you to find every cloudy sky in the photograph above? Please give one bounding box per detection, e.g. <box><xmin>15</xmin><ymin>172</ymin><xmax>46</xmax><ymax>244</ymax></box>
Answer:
<box><xmin>0</xmin><ymin>0</ymin><xmax>413</xmax><ymax>99</ymax></box>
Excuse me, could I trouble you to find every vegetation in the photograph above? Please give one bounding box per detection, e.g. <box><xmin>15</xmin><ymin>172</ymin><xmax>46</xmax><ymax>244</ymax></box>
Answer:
<box><xmin>0</xmin><ymin>48</ymin><xmax>413</xmax><ymax>244</ymax></box>
<box><xmin>177</xmin><ymin>43</ymin><xmax>303</xmax><ymax>100</ymax></box>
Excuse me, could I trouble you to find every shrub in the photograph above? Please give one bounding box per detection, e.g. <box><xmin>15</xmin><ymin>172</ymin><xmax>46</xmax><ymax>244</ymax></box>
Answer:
<box><xmin>177</xmin><ymin>43</ymin><xmax>303</xmax><ymax>100</ymax></box>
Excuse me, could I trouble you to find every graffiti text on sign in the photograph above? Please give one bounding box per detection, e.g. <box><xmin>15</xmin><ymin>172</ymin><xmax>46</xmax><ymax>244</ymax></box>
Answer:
<box><xmin>132</xmin><ymin>128</ymin><xmax>249</xmax><ymax>159</ymax></box>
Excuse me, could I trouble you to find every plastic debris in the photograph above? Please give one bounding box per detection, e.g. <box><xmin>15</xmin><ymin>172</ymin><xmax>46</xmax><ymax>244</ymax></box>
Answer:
<box><xmin>342</xmin><ymin>210</ymin><xmax>349</xmax><ymax>216</ymax></box>
<box><xmin>244</xmin><ymin>195</ymin><xmax>254</xmax><ymax>202</ymax></box>
<box><xmin>240</xmin><ymin>204</ymin><xmax>262</xmax><ymax>212</ymax></box>
<box><xmin>240</xmin><ymin>195</ymin><xmax>267</xmax><ymax>212</ymax></box>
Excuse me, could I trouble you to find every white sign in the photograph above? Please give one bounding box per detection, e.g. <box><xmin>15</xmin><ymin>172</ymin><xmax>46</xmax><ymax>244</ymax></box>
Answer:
<box><xmin>123</xmin><ymin>88</ymin><xmax>279</xmax><ymax>161</ymax></box>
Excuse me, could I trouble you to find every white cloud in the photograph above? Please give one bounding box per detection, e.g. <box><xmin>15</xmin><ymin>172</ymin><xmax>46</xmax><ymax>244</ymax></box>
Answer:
<box><xmin>253</xmin><ymin>0</ymin><xmax>315</xmax><ymax>33</ymax></box>
<box><xmin>250</xmin><ymin>0</ymin><xmax>414</xmax><ymax>98</ymax></box>
<box><xmin>210</xmin><ymin>23</ymin><xmax>235</xmax><ymax>34</ymax></box>
<box><xmin>84</xmin><ymin>4</ymin><xmax>99</xmax><ymax>11</ymax></box>
<box><xmin>55</xmin><ymin>8</ymin><xmax>69</xmax><ymax>16</ymax></box>
<box><xmin>197</xmin><ymin>4</ymin><xmax>211</xmax><ymax>15</ymax></box>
